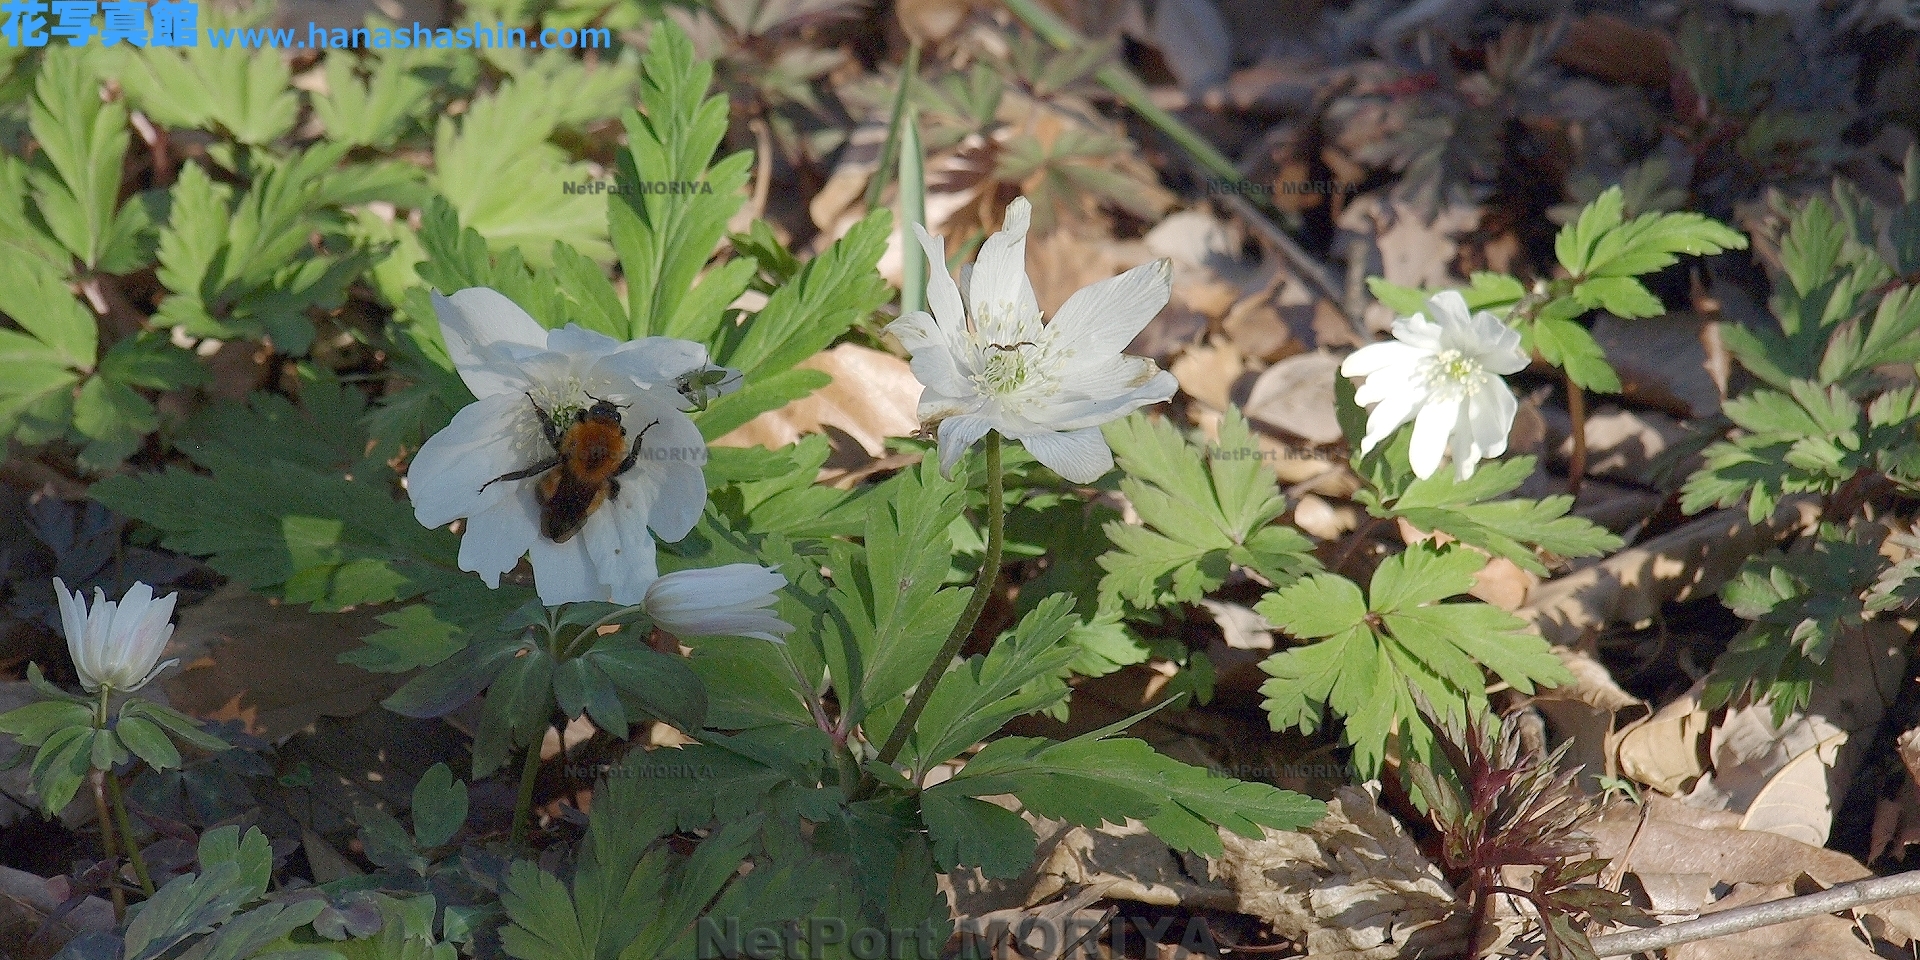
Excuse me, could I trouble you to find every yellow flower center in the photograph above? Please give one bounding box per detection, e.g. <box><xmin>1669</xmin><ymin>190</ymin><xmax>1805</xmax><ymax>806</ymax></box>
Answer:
<box><xmin>1426</xmin><ymin>348</ymin><xmax>1484</xmax><ymax>397</ymax></box>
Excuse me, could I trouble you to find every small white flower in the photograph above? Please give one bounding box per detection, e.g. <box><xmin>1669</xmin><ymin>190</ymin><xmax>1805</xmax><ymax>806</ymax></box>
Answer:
<box><xmin>644</xmin><ymin>565</ymin><xmax>793</xmax><ymax>643</ymax></box>
<box><xmin>1340</xmin><ymin>290</ymin><xmax>1528</xmax><ymax>480</ymax></box>
<box><xmin>407</xmin><ymin>288</ymin><xmax>726</xmax><ymax>606</ymax></box>
<box><xmin>53</xmin><ymin>578</ymin><xmax>180</xmax><ymax>694</ymax></box>
<box><xmin>885</xmin><ymin>197</ymin><xmax>1179</xmax><ymax>484</ymax></box>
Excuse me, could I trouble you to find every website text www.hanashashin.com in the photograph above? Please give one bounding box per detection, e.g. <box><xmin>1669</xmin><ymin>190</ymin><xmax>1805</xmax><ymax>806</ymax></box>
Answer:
<box><xmin>0</xmin><ymin>1</ymin><xmax>610</xmax><ymax>49</ymax></box>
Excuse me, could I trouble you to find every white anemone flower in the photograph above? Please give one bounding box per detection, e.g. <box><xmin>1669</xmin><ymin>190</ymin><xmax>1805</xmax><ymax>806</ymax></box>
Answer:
<box><xmin>884</xmin><ymin>197</ymin><xmax>1179</xmax><ymax>484</ymax></box>
<box><xmin>644</xmin><ymin>564</ymin><xmax>793</xmax><ymax>643</ymax></box>
<box><xmin>407</xmin><ymin>288</ymin><xmax>725</xmax><ymax>606</ymax></box>
<box><xmin>1340</xmin><ymin>290</ymin><xmax>1529</xmax><ymax>480</ymax></box>
<box><xmin>54</xmin><ymin>578</ymin><xmax>180</xmax><ymax>694</ymax></box>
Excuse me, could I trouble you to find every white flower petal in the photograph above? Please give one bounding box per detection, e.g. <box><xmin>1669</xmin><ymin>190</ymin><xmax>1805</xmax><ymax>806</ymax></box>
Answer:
<box><xmin>408</xmin><ymin>392</ymin><xmax>542</xmax><ymax>529</ymax></box>
<box><xmin>886</xmin><ymin>311</ymin><xmax>973</xmax><ymax>398</ymax></box>
<box><xmin>56</xmin><ymin>581</ymin><xmax>179</xmax><ymax>693</ymax></box>
<box><xmin>594</xmin><ymin>336</ymin><xmax>714</xmax><ymax>386</ymax></box>
<box><xmin>434</xmin><ymin>289</ymin><xmax>547</xmax><ymax>399</ymax></box>
<box><xmin>1013</xmin><ymin>425</ymin><xmax>1115</xmax><ymax>483</ymax></box>
<box><xmin>1423</xmin><ymin>290</ymin><xmax>1472</xmax><ymax>329</ymax></box>
<box><xmin>459</xmin><ymin>489</ymin><xmax>541</xmax><ymax>588</ymax></box>
<box><xmin>967</xmin><ymin>198</ymin><xmax>1040</xmax><ymax>329</ymax></box>
<box><xmin>1359</xmin><ymin>382</ymin><xmax>1425</xmax><ymax>453</ymax></box>
<box><xmin>913</xmin><ymin>225</ymin><xmax>970</xmax><ymax>341</ymax></box>
<box><xmin>936</xmin><ymin>414</ymin><xmax>995</xmax><ymax>479</ymax></box>
<box><xmin>1472</xmin><ymin>381</ymin><xmax>1517</xmax><ymax>456</ymax></box>
<box><xmin>1043</xmin><ymin>368</ymin><xmax>1178</xmax><ymax>431</ymax></box>
<box><xmin>1408</xmin><ymin>396</ymin><xmax>1461</xmax><ymax>479</ymax></box>
<box><xmin>1341</xmin><ymin>341</ymin><xmax>1426</xmax><ymax>379</ymax></box>
<box><xmin>546</xmin><ymin>324</ymin><xmax>626</xmax><ymax>358</ymax></box>
<box><xmin>528</xmin><ymin>533</ymin><xmax>605</xmax><ymax>605</ymax></box>
<box><xmin>581</xmin><ymin>502</ymin><xmax>659</xmax><ymax>605</ymax></box>
<box><xmin>1045</xmin><ymin>259</ymin><xmax>1173</xmax><ymax>366</ymax></box>
<box><xmin>645</xmin><ymin>565</ymin><xmax>791</xmax><ymax>642</ymax></box>
<box><xmin>1391</xmin><ymin>312</ymin><xmax>1445</xmax><ymax>350</ymax></box>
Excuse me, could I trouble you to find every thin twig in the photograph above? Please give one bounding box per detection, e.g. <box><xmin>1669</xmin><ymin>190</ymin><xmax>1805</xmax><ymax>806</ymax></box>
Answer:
<box><xmin>1331</xmin><ymin>515</ymin><xmax>1388</xmax><ymax>576</ymax></box>
<box><xmin>995</xmin><ymin>0</ymin><xmax>1362</xmax><ymax>337</ymax></box>
<box><xmin>1589</xmin><ymin>868</ymin><xmax>1920</xmax><ymax>957</ymax></box>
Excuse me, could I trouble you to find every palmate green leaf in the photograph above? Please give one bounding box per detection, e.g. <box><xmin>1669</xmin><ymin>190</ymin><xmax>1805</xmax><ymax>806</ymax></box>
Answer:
<box><xmin>721</xmin><ymin>209</ymin><xmax>893</xmax><ymax>378</ymax></box>
<box><xmin>0</xmin><ymin>700</ymin><xmax>93</xmax><ymax>747</ymax></box>
<box><xmin>616</xmin><ymin>21</ymin><xmax>752</xmax><ymax>343</ymax></box>
<box><xmin>411</xmin><ymin>762</ymin><xmax>468</xmax><ymax>849</ymax></box>
<box><xmin>1258</xmin><ymin>544</ymin><xmax>1569</xmax><ymax>775</ymax></box>
<box><xmin>109</xmin><ymin>8</ymin><xmax>298</xmax><ymax>145</ymax></box>
<box><xmin>624</xmin><ymin>727</ymin><xmax>837</xmax><ymax>833</ymax></box>
<box><xmin>1820</xmin><ymin>285</ymin><xmax>1920</xmax><ymax>386</ymax></box>
<box><xmin>0</xmin><ymin>153</ymin><xmax>72</xmax><ymax>273</ymax></box>
<box><xmin>938</xmin><ymin>731</ymin><xmax>1324</xmax><ymax>857</ymax></box>
<box><xmin>1526</xmin><ymin>307</ymin><xmax>1622</xmax><ymax>391</ymax></box>
<box><xmin>27</xmin><ymin>48</ymin><xmax>127</xmax><ymax>269</ymax></box>
<box><xmin>123</xmin><ymin>862</ymin><xmax>252</xmax><ymax>960</ymax></box>
<box><xmin>901</xmin><ymin>594</ymin><xmax>1079</xmax><ymax>776</ymax></box>
<box><xmin>1705</xmin><ymin>527</ymin><xmax>1885</xmax><ymax>722</ymax></box>
<box><xmin>434</xmin><ymin>76</ymin><xmax>608</xmax><ymax>268</ymax></box>
<box><xmin>1096</xmin><ymin>408</ymin><xmax>1319</xmax><ymax>610</ymax></box>
<box><xmin>91</xmin><ymin>372</ymin><xmax>475</xmax><ymax>614</ymax></box>
<box><xmin>1555</xmin><ymin>186</ymin><xmax>1747</xmax><ymax>279</ymax></box>
<box><xmin>921</xmin><ymin>791</ymin><xmax>1034</xmax><ymax>879</ymax></box>
<box><xmin>1365</xmin><ymin>455</ymin><xmax>1622</xmax><ymax>576</ymax></box>
<box><xmin>0</xmin><ymin>246</ymin><xmax>96</xmax><ymax>371</ymax></box>
<box><xmin>823</xmin><ymin>457</ymin><xmax>973</xmax><ymax>737</ymax></box>
<box><xmin>1366</xmin><ymin>272</ymin><xmax>1527</xmax><ymax>317</ymax></box>
<box><xmin>152</xmin><ymin>150</ymin><xmax>366</xmax><ymax>353</ymax></box>
<box><xmin>311</xmin><ymin>49</ymin><xmax>439</xmax><ymax>150</ymax></box>
<box><xmin>1680</xmin><ymin>380</ymin><xmax>1871</xmax><ymax>522</ymax></box>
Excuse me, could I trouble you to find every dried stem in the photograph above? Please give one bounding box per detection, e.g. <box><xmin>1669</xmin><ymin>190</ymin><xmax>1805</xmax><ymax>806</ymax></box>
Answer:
<box><xmin>1589</xmin><ymin>868</ymin><xmax>1920</xmax><ymax>957</ymax></box>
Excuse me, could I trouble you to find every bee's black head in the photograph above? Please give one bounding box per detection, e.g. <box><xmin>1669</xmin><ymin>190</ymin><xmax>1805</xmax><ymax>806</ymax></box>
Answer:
<box><xmin>579</xmin><ymin>394</ymin><xmax>628</xmax><ymax>425</ymax></box>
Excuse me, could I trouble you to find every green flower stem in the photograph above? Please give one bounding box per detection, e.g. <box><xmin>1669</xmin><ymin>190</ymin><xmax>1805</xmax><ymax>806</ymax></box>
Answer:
<box><xmin>865</xmin><ymin>42</ymin><xmax>923</xmax><ymax>212</ymax></box>
<box><xmin>91</xmin><ymin>688</ymin><xmax>125</xmax><ymax>921</ymax></box>
<box><xmin>510</xmin><ymin>731</ymin><xmax>545</xmax><ymax>847</ymax></box>
<box><xmin>872</xmin><ymin>433</ymin><xmax>1006</xmax><ymax>773</ymax></box>
<box><xmin>559</xmin><ymin>603</ymin><xmax>647</xmax><ymax>661</ymax></box>
<box><xmin>90</xmin><ymin>770</ymin><xmax>125</xmax><ymax>923</ymax></box>
<box><xmin>106</xmin><ymin>772</ymin><xmax>154</xmax><ymax>896</ymax></box>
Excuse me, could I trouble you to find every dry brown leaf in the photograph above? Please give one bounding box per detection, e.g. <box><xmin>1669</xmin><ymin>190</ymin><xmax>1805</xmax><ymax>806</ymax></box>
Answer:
<box><xmin>1590</xmin><ymin>314</ymin><xmax>1726</xmax><ymax>418</ymax></box>
<box><xmin>1737</xmin><ymin>731</ymin><xmax>1848</xmax><ymax>846</ymax></box>
<box><xmin>713</xmin><ymin>343</ymin><xmax>920</xmax><ymax>458</ymax></box>
<box><xmin>1032</xmin><ymin>818</ymin><xmax>1237</xmax><ymax>909</ymax></box>
<box><xmin>1555</xmin><ymin>406</ymin><xmax>1690</xmax><ymax>484</ymax></box>
<box><xmin>1531</xmin><ymin>646</ymin><xmax>1646</xmax><ymax>790</ymax></box>
<box><xmin>1519</xmin><ymin>496</ymin><xmax>1821</xmax><ymax>649</ymax></box>
<box><xmin>0</xmin><ymin>864</ymin><xmax>114</xmax><ymax>960</ymax></box>
<box><xmin>1213</xmin><ymin>786</ymin><xmax>1468</xmax><ymax>960</ymax></box>
<box><xmin>1242</xmin><ymin>350</ymin><xmax>1343</xmax><ymax>444</ymax></box>
<box><xmin>1169</xmin><ymin>337</ymin><xmax>1248</xmax><ymax>413</ymax></box>
<box><xmin>1554</xmin><ymin>12</ymin><xmax>1675</xmax><ymax>89</ymax></box>
<box><xmin>161</xmin><ymin>584</ymin><xmax>401</xmax><ymax>742</ymax></box>
<box><xmin>1615</xmin><ymin>681</ymin><xmax>1712</xmax><ymax>795</ymax></box>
